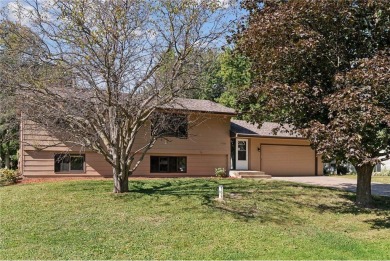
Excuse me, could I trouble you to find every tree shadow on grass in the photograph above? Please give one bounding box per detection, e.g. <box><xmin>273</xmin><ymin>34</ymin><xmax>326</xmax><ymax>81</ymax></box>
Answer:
<box><xmin>309</xmin><ymin>187</ymin><xmax>390</xmax><ymax>229</ymax></box>
<box><xmin>109</xmin><ymin>178</ymin><xmax>390</xmax><ymax>228</ymax></box>
<box><xmin>111</xmin><ymin>179</ymin><xmax>308</xmax><ymax>224</ymax></box>
<box><xmin>366</xmin><ymin>216</ymin><xmax>390</xmax><ymax>229</ymax></box>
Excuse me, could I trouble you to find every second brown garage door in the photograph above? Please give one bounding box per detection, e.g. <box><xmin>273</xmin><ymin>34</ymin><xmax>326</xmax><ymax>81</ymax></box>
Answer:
<box><xmin>261</xmin><ymin>145</ymin><xmax>315</xmax><ymax>176</ymax></box>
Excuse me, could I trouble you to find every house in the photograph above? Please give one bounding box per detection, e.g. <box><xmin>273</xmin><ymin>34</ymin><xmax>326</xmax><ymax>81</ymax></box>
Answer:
<box><xmin>19</xmin><ymin>98</ymin><xmax>323</xmax><ymax>178</ymax></box>
<box><xmin>377</xmin><ymin>159</ymin><xmax>390</xmax><ymax>172</ymax></box>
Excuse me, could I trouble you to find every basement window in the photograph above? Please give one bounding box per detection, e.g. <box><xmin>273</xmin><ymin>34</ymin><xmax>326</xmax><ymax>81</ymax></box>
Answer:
<box><xmin>150</xmin><ymin>156</ymin><xmax>187</xmax><ymax>173</ymax></box>
<box><xmin>54</xmin><ymin>154</ymin><xmax>85</xmax><ymax>173</ymax></box>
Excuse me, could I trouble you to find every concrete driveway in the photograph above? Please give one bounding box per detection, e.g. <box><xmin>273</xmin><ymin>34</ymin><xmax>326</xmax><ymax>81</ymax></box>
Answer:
<box><xmin>272</xmin><ymin>176</ymin><xmax>390</xmax><ymax>197</ymax></box>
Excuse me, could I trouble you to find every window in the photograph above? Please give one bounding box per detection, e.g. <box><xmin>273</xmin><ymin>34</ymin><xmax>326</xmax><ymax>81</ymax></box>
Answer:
<box><xmin>237</xmin><ymin>140</ymin><xmax>247</xmax><ymax>160</ymax></box>
<box><xmin>150</xmin><ymin>156</ymin><xmax>187</xmax><ymax>173</ymax></box>
<box><xmin>151</xmin><ymin>113</ymin><xmax>188</xmax><ymax>138</ymax></box>
<box><xmin>55</xmin><ymin>154</ymin><xmax>85</xmax><ymax>173</ymax></box>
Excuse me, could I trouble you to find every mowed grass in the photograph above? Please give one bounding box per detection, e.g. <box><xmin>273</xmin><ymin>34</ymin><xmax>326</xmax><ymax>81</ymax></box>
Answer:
<box><xmin>334</xmin><ymin>174</ymin><xmax>390</xmax><ymax>184</ymax></box>
<box><xmin>1</xmin><ymin>178</ymin><xmax>390</xmax><ymax>260</ymax></box>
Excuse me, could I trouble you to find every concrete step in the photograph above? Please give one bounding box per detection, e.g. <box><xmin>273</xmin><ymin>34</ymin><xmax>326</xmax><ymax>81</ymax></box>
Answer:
<box><xmin>229</xmin><ymin>170</ymin><xmax>271</xmax><ymax>179</ymax></box>
<box><xmin>240</xmin><ymin>174</ymin><xmax>272</xmax><ymax>179</ymax></box>
<box><xmin>238</xmin><ymin>171</ymin><xmax>266</xmax><ymax>175</ymax></box>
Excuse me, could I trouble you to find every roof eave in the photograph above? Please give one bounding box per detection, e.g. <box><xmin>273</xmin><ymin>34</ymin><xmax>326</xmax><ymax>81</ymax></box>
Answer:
<box><xmin>234</xmin><ymin>133</ymin><xmax>306</xmax><ymax>140</ymax></box>
<box><xmin>158</xmin><ymin>107</ymin><xmax>237</xmax><ymax>116</ymax></box>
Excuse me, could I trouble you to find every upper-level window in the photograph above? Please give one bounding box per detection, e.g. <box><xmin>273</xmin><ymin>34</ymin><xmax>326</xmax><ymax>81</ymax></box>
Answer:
<box><xmin>54</xmin><ymin>154</ymin><xmax>85</xmax><ymax>173</ymax></box>
<box><xmin>151</xmin><ymin>113</ymin><xmax>188</xmax><ymax>138</ymax></box>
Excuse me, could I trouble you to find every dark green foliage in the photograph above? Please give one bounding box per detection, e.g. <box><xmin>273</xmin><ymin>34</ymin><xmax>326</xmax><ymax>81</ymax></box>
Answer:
<box><xmin>0</xmin><ymin>22</ymin><xmax>22</xmax><ymax>169</ymax></box>
<box><xmin>235</xmin><ymin>0</ymin><xmax>390</xmax><ymax>206</ymax></box>
<box><xmin>187</xmin><ymin>49</ymin><xmax>252</xmax><ymax>116</ymax></box>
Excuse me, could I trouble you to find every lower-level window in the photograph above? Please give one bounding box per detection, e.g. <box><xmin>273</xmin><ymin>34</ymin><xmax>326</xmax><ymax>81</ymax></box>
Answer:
<box><xmin>150</xmin><ymin>156</ymin><xmax>187</xmax><ymax>173</ymax></box>
<box><xmin>55</xmin><ymin>154</ymin><xmax>85</xmax><ymax>173</ymax></box>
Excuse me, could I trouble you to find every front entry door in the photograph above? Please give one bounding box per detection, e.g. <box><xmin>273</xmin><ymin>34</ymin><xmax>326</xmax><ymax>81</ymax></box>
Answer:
<box><xmin>236</xmin><ymin>139</ymin><xmax>248</xmax><ymax>170</ymax></box>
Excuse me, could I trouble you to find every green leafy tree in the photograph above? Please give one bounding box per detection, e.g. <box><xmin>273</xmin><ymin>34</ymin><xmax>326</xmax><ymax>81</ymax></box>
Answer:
<box><xmin>0</xmin><ymin>93</ymin><xmax>19</xmax><ymax>169</ymax></box>
<box><xmin>0</xmin><ymin>22</ymin><xmax>25</xmax><ymax>169</ymax></box>
<box><xmin>0</xmin><ymin>59</ymin><xmax>17</xmax><ymax>169</ymax></box>
<box><xmin>216</xmin><ymin>49</ymin><xmax>251</xmax><ymax>112</ymax></box>
<box><xmin>185</xmin><ymin>49</ymin><xmax>225</xmax><ymax>101</ymax></box>
<box><xmin>235</xmin><ymin>0</ymin><xmax>390</xmax><ymax>207</ymax></box>
<box><xmin>188</xmin><ymin>49</ymin><xmax>252</xmax><ymax>115</ymax></box>
<box><xmin>0</xmin><ymin>21</ymin><xmax>45</xmax><ymax>169</ymax></box>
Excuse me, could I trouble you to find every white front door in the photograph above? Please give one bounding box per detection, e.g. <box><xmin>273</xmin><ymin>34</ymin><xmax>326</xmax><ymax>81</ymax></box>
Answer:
<box><xmin>236</xmin><ymin>139</ymin><xmax>248</xmax><ymax>170</ymax></box>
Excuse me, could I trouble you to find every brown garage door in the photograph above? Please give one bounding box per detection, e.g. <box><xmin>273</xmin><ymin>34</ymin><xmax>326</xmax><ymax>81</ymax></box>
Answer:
<box><xmin>261</xmin><ymin>145</ymin><xmax>315</xmax><ymax>176</ymax></box>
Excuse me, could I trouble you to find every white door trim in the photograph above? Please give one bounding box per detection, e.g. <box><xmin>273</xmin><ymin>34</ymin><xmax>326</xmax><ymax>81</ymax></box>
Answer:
<box><xmin>236</xmin><ymin>139</ymin><xmax>248</xmax><ymax>170</ymax></box>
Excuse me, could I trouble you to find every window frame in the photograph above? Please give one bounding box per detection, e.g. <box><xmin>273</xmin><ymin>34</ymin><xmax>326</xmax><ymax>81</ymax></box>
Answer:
<box><xmin>151</xmin><ymin>113</ymin><xmax>188</xmax><ymax>139</ymax></box>
<box><xmin>150</xmin><ymin>156</ymin><xmax>187</xmax><ymax>173</ymax></box>
<box><xmin>54</xmin><ymin>154</ymin><xmax>86</xmax><ymax>173</ymax></box>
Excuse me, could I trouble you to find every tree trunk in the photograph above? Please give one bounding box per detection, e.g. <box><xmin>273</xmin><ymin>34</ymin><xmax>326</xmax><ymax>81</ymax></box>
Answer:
<box><xmin>355</xmin><ymin>163</ymin><xmax>374</xmax><ymax>207</ymax></box>
<box><xmin>0</xmin><ymin>144</ymin><xmax>3</xmax><ymax>168</ymax></box>
<box><xmin>113</xmin><ymin>167</ymin><xmax>129</xmax><ymax>193</ymax></box>
<box><xmin>4</xmin><ymin>145</ymin><xmax>10</xmax><ymax>169</ymax></box>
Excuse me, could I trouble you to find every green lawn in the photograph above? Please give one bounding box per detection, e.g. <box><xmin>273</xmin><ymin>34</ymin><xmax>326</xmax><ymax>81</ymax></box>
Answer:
<box><xmin>333</xmin><ymin>175</ymin><xmax>390</xmax><ymax>184</ymax></box>
<box><xmin>1</xmin><ymin>178</ymin><xmax>390</xmax><ymax>260</ymax></box>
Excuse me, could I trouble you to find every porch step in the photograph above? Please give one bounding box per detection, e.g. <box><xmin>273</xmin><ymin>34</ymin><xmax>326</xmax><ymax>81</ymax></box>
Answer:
<box><xmin>229</xmin><ymin>171</ymin><xmax>272</xmax><ymax>179</ymax></box>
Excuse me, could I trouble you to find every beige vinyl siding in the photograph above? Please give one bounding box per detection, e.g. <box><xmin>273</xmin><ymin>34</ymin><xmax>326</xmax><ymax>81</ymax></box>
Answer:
<box><xmin>21</xmin><ymin>114</ymin><xmax>232</xmax><ymax>177</ymax></box>
<box><xmin>132</xmin><ymin>114</ymin><xmax>231</xmax><ymax>155</ymax></box>
<box><xmin>23</xmin><ymin>151</ymin><xmax>228</xmax><ymax>177</ymax></box>
<box><xmin>23</xmin><ymin>151</ymin><xmax>112</xmax><ymax>177</ymax></box>
<box><xmin>22</xmin><ymin>120</ymin><xmax>66</xmax><ymax>151</ymax></box>
<box><xmin>18</xmin><ymin>116</ymin><xmax>25</xmax><ymax>173</ymax></box>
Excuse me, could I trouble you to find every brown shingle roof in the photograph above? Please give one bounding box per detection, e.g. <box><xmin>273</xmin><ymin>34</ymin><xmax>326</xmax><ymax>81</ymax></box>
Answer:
<box><xmin>231</xmin><ymin>119</ymin><xmax>302</xmax><ymax>138</ymax></box>
<box><xmin>160</xmin><ymin>98</ymin><xmax>236</xmax><ymax>115</ymax></box>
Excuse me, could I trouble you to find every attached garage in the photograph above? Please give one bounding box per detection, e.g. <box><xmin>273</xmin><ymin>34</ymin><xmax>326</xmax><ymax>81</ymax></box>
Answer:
<box><xmin>230</xmin><ymin>119</ymin><xmax>323</xmax><ymax>176</ymax></box>
<box><xmin>261</xmin><ymin>145</ymin><xmax>316</xmax><ymax>176</ymax></box>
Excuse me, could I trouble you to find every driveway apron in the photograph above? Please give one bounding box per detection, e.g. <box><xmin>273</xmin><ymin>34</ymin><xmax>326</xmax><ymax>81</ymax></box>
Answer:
<box><xmin>272</xmin><ymin>176</ymin><xmax>390</xmax><ymax>197</ymax></box>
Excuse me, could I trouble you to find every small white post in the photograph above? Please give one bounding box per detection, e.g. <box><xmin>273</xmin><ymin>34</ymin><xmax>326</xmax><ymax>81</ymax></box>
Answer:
<box><xmin>218</xmin><ymin>185</ymin><xmax>224</xmax><ymax>200</ymax></box>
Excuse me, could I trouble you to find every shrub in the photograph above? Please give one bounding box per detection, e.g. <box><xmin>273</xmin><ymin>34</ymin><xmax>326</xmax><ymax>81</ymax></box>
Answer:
<box><xmin>215</xmin><ymin>167</ymin><xmax>227</xmax><ymax>177</ymax></box>
<box><xmin>0</xmin><ymin>169</ymin><xmax>21</xmax><ymax>185</ymax></box>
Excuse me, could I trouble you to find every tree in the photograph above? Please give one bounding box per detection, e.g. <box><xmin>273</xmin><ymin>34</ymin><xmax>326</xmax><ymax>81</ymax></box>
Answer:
<box><xmin>186</xmin><ymin>49</ymin><xmax>225</xmax><ymax>101</ymax></box>
<box><xmin>187</xmin><ymin>48</ymin><xmax>252</xmax><ymax>113</ymax></box>
<box><xmin>0</xmin><ymin>21</ymin><xmax>40</xmax><ymax>169</ymax></box>
<box><xmin>235</xmin><ymin>0</ymin><xmax>390</xmax><ymax>207</ymax></box>
<box><xmin>0</xmin><ymin>23</ymin><xmax>17</xmax><ymax>169</ymax></box>
<box><xmin>216</xmin><ymin>49</ymin><xmax>251</xmax><ymax>112</ymax></box>
<box><xmin>1</xmin><ymin>0</ymin><xmax>235</xmax><ymax>192</ymax></box>
<box><xmin>0</xmin><ymin>92</ymin><xmax>19</xmax><ymax>169</ymax></box>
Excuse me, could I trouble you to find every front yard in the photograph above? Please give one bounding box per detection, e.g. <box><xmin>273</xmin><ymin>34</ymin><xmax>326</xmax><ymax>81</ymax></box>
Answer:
<box><xmin>1</xmin><ymin>178</ymin><xmax>389</xmax><ymax>260</ymax></box>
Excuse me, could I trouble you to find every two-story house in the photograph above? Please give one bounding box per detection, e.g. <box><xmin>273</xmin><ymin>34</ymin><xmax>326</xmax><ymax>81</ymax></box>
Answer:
<box><xmin>19</xmin><ymin>98</ymin><xmax>323</xmax><ymax>178</ymax></box>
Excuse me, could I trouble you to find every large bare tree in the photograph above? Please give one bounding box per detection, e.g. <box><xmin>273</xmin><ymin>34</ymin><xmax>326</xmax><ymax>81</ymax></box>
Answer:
<box><xmin>1</xmin><ymin>0</ymin><xmax>236</xmax><ymax>192</ymax></box>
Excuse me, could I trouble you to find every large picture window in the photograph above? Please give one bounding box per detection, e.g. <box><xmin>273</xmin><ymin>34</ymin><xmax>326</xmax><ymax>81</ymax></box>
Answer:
<box><xmin>150</xmin><ymin>156</ymin><xmax>187</xmax><ymax>173</ymax></box>
<box><xmin>151</xmin><ymin>113</ymin><xmax>188</xmax><ymax>138</ymax></box>
<box><xmin>54</xmin><ymin>154</ymin><xmax>85</xmax><ymax>173</ymax></box>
